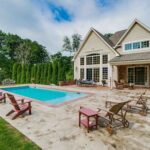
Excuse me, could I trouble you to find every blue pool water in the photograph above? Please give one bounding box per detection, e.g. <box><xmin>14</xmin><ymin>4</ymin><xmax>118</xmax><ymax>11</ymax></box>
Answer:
<box><xmin>2</xmin><ymin>86</ymin><xmax>87</xmax><ymax>105</ymax></box>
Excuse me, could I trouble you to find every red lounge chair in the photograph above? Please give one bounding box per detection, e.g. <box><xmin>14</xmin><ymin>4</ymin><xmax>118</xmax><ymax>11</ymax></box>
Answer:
<box><xmin>0</xmin><ymin>92</ymin><xmax>6</xmax><ymax>103</ymax></box>
<box><xmin>6</xmin><ymin>93</ymin><xmax>32</xmax><ymax>120</ymax></box>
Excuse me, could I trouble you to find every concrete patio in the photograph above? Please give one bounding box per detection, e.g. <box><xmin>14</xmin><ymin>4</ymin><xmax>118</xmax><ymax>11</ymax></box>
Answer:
<box><xmin>0</xmin><ymin>85</ymin><xmax>150</xmax><ymax>150</ymax></box>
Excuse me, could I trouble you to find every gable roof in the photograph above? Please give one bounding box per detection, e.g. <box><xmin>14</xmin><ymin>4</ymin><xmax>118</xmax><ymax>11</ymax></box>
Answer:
<box><xmin>114</xmin><ymin>19</ymin><xmax>150</xmax><ymax>48</ymax></box>
<box><xmin>73</xmin><ymin>28</ymin><xmax>119</xmax><ymax>60</ymax></box>
<box><xmin>109</xmin><ymin>29</ymin><xmax>127</xmax><ymax>46</ymax></box>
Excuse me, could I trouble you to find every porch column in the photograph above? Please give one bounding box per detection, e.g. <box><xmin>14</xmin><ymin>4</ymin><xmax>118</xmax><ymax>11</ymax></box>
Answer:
<box><xmin>111</xmin><ymin>65</ymin><xmax>118</xmax><ymax>89</ymax></box>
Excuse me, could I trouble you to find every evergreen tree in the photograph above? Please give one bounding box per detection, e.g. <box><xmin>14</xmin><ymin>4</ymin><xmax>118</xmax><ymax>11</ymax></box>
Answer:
<box><xmin>58</xmin><ymin>60</ymin><xmax>66</xmax><ymax>82</ymax></box>
<box><xmin>40</xmin><ymin>64</ymin><xmax>44</xmax><ymax>84</ymax></box>
<box><xmin>36</xmin><ymin>64</ymin><xmax>40</xmax><ymax>84</ymax></box>
<box><xmin>52</xmin><ymin>60</ymin><xmax>58</xmax><ymax>84</ymax></box>
<box><xmin>26</xmin><ymin>64</ymin><xmax>31</xmax><ymax>83</ymax></box>
<box><xmin>12</xmin><ymin>63</ymin><xmax>18</xmax><ymax>82</ymax></box>
<box><xmin>21</xmin><ymin>64</ymin><xmax>26</xmax><ymax>83</ymax></box>
<box><xmin>30</xmin><ymin>64</ymin><xmax>37</xmax><ymax>83</ymax></box>
<box><xmin>47</xmin><ymin>63</ymin><xmax>52</xmax><ymax>84</ymax></box>
<box><xmin>43</xmin><ymin>63</ymin><xmax>48</xmax><ymax>84</ymax></box>
<box><xmin>17</xmin><ymin>64</ymin><xmax>21</xmax><ymax>83</ymax></box>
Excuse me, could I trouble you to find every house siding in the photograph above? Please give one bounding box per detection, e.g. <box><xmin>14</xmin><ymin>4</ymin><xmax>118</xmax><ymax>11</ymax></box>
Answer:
<box><xmin>116</xmin><ymin>23</ymin><xmax>150</xmax><ymax>54</ymax></box>
<box><xmin>74</xmin><ymin>31</ymin><xmax>116</xmax><ymax>86</ymax></box>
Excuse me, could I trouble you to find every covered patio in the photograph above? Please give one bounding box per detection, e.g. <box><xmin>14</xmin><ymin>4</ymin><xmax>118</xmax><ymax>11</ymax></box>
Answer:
<box><xmin>110</xmin><ymin>52</ymin><xmax>150</xmax><ymax>88</ymax></box>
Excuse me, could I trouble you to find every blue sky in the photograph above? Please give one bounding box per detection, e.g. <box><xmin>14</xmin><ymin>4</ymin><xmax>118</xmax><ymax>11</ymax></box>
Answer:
<box><xmin>0</xmin><ymin>0</ymin><xmax>150</xmax><ymax>54</ymax></box>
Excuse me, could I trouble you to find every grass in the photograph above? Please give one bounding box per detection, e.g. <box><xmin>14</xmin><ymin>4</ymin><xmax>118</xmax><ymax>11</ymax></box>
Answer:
<box><xmin>0</xmin><ymin>117</ymin><xmax>41</xmax><ymax>150</ymax></box>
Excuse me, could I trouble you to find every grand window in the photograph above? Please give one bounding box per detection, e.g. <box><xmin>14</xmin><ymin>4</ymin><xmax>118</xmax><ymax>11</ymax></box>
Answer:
<box><xmin>102</xmin><ymin>55</ymin><xmax>108</xmax><ymax>64</ymax></box>
<box><xmin>93</xmin><ymin>68</ymin><xmax>100</xmax><ymax>82</ymax></box>
<box><xmin>102</xmin><ymin>67</ymin><xmax>108</xmax><ymax>80</ymax></box>
<box><xmin>86</xmin><ymin>68</ymin><xmax>100</xmax><ymax>82</ymax></box>
<box><xmin>124</xmin><ymin>40</ymin><xmax>150</xmax><ymax>51</ymax></box>
<box><xmin>86</xmin><ymin>53</ymin><xmax>100</xmax><ymax>65</ymax></box>
<box><xmin>80</xmin><ymin>57</ymin><xmax>84</xmax><ymax>65</ymax></box>
<box><xmin>80</xmin><ymin>68</ymin><xmax>84</xmax><ymax>79</ymax></box>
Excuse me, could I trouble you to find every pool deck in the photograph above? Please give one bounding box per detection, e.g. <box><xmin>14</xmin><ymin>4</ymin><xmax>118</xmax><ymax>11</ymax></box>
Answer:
<box><xmin>0</xmin><ymin>84</ymin><xmax>150</xmax><ymax>150</ymax></box>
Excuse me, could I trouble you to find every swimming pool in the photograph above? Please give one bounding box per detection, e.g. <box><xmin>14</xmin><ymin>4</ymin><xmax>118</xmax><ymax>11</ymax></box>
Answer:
<box><xmin>2</xmin><ymin>86</ymin><xmax>87</xmax><ymax>105</ymax></box>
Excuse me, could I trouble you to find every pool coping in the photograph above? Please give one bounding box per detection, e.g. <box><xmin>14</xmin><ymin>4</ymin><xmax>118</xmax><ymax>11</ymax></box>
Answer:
<box><xmin>0</xmin><ymin>84</ymin><xmax>94</xmax><ymax>108</ymax></box>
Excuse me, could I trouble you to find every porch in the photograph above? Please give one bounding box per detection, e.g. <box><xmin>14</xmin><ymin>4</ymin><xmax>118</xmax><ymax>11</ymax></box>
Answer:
<box><xmin>113</xmin><ymin>64</ymin><xmax>150</xmax><ymax>87</ymax></box>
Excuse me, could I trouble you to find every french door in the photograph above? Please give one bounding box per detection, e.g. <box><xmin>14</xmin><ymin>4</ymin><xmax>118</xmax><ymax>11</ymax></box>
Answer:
<box><xmin>86</xmin><ymin>68</ymin><xmax>100</xmax><ymax>82</ymax></box>
<box><xmin>128</xmin><ymin>66</ymin><xmax>148</xmax><ymax>86</ymax></box>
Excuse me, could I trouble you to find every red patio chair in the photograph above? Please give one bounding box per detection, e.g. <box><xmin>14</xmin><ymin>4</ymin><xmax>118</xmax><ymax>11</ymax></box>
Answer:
<box><xmin>0</xmin><ymin>92</ymin><xmax>6</xmax><ymax>103</ymax></box>
<box><xmin>6</xmin><ymin>93</ymin><xmax>32</xmax><ymax>120</ymax></box>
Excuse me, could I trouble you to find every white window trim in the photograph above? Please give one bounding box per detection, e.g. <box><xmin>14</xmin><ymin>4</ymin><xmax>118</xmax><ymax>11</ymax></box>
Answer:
<box><xmin>123</xmin><ymin>39</ymin><xmax>150</xmax><ymax>52</ymax></box>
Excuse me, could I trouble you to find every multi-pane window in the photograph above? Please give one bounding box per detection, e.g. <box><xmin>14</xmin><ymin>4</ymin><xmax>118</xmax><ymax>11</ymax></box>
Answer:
<box><xmin>93</xmin><ymin>68</ymin><xmax>100</xmax><ymax>82</ymax></box>
<box><xmin>86</xmin><ymin>54</ymin><xmax>100</xmax><ymax>65</ymax></box>
<box><xmin>93</xmin><ymin>55</ymin><xmax>100</xmax><ymax>64</ymax></box>
<box><xmin>86</xmin><ymin>68</ymin><xmax>92</xmax><ymax>81</ymax></box>
<box><xmin>102</xmin><ymin>67</ymin><xmax>108</xmax><ymax>80</ymax></box>
<box><xmin>80</xmin><ymin>68</ymin><xmax>84</xmax><ymax>80</ymax></box>
<box><xmin>141</xmin><ymin>41</ymin><xmax>149</xmax><ymax>48</ymax></box>
<box><xmin>86</xmin><ymin>57</ymin><xmax>92</xmax><ymax>65</ymax></box>
<box><xmin>125</xmin><ymin>43</ymin><xmax>132</xmax><ymax>50</ymax></box>
<box><xmin>125</xmin><ymin>40</ymin><xmax>150</xmax><ymax>50</ymax></box>
<box><xmin>133</xmin><ymin>42</ymin><xmax>140</xmax><ymax>49</ymax></box>
<box><xmin>102</xmin><ymin>55</ymin><xmax>108</xmax><ymax>64</ymax></box>
<box><xmin>80</xmin><ymin>57</ymin><xmax>84</xmax><ymax>65</ymax></box>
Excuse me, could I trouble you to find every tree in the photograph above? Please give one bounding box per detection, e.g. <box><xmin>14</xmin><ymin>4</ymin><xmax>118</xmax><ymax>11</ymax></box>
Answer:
<box><xmin>58</xmin><ymin>60</ymin><xmax>66</xmax><ymax>82</ymax></box>
<box><xmin>30</xmin><ymin>65</ymin><xmax>37</xmax><ymax>83</ymax></box>
<box><xmin>20</xmin><ymin>64</ymin><xmax>26</xmax><ymax>84</ymax></box>
<box><xmin>26</xmin><ymin>64</ymin><xmax>31</xmax><ymax>83</ymax></box>
<box><xmin>12</xmin><ymin>63</ymin><xmax>18</xmax><ymax>82</ymax></box>
<box><xmin>36</xmin><ymin>64</ymin><xmax>40</xmax><ymax>84</ymax></box>
<box><xmin>17</xmin><ymin>64</ymin><xmax>21</xmax><ymax>83</ymax></box>
<box><xmin>103</xmin><ymin>33</ymin><xmax>113</xmax><ymax>39</ymax></box>
<box><xmin>40</xmin><ymin>64</ymin><xmax>44</xmax><ymax>84</ymax></box>
<box><xmin>47</xmin><ymin>63</ymin><xmax>52</xmax><ymax>84</ymax></box>
<box><xmin>43</xmin><ymin>64</ymin><xmax>48</xmax><ymax>84</ymax></box>
<box><xmin>62</xmin><ymin>34</ymin><xmax>81</xmax><ymax>56</ymax></box>
<box><xmin>52</xmin><ymin>60</ymin><xmax>58</xmax><ymax>84</ymax></box>
<box><xmin>72</xmin><ymin>34</ymin><xmax>81</xmax><ymax>52</ymax></box>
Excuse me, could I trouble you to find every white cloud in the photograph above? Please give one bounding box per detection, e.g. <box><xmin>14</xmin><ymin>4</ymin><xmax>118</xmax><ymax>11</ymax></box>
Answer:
<box><xmin>0</xmin><ymin>0</ymin><xmax>150</xmax><ymax>54</ymax></box>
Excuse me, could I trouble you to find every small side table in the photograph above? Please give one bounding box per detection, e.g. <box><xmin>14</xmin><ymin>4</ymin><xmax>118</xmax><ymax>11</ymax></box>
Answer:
<box><xmin>79</xmin><ymin>107</ymin><xmax>98</xmax><ymax>132</ymax></box>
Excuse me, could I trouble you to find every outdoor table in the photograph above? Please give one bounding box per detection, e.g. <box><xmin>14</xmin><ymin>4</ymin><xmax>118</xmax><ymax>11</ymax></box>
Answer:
<box><xmin>79</xmin><ymin>107</ymin><xmax>98</xmax><ymax>132</ymax></box>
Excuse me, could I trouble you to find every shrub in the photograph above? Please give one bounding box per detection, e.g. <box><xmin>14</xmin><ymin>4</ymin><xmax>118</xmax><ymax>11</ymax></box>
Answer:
<box><xmin>26</xmin><ymin>64</ymin><xmax>31</xmax><ymax>83</ymax></box>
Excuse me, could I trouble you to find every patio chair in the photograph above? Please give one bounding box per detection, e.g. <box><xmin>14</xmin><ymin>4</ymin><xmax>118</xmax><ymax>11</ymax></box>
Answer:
<box><xmin>105</xmin><ymin>90</ymin><xmax>149</xmax><ymax>116</ymax></box>
<box><xmin>0</xmin><ymin>92</ymin><xmax>6</xmax><ymax>103</ymax></box>
<box><xmin>98</xmin><ymin>100</ymin><xmax>130</xmax><ymax>134</ymax></box>
<box><xmin>6</xmin><ymin>93</ymin><xmax>32</xmax><ymax>120</ymax></box>
<box><xmin>114</xmin><ymin>80</ymin><xmax>124</xmax><ymax>89</ymax></box>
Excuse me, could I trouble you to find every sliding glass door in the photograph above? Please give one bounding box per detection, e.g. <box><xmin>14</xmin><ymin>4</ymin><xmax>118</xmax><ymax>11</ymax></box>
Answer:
<box><xmin>128</xmin><ymin>66</ymin><xmax>148</xmax><ymax>86</ymax></box>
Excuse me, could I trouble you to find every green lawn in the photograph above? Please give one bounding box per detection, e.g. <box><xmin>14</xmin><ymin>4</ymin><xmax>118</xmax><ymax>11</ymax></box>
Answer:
<box><xmin>0</xmin><ymin>117</ymin><xmax>41</xmax><ymax>150</ymax></box>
